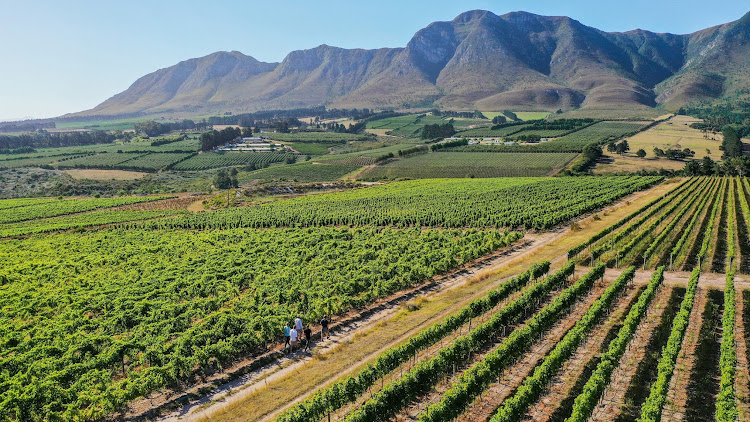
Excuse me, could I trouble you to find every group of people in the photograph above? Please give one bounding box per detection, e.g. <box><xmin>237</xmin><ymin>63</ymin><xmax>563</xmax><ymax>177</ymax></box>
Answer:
<box><xmin>283</xmin><ymin>315</ymin><xmax>331</xmax><ymax>353</ymax></box>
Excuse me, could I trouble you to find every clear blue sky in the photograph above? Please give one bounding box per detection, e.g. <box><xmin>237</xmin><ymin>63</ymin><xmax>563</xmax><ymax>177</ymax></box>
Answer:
<box><xmin>1</xmin><ymin>0</ymin><xmax>748</xmax><ymax>121</ymax></box>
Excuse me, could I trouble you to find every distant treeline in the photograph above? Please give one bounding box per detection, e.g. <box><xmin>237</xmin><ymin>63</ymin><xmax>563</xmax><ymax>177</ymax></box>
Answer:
<box><xmin>528</xmin><ymin>118</ymin><xmax>595</xmax><ymax>130</ymax></box>
<box><xmin>202</xmin><ymin>106</ymin><xmax>376</xmax><ymax>127</ymax></box>
<box><xmin>427</xmin><ymin>109</ymin><xmax>487</xmax><ymax>119</ymax></box>
<box><xmin>134</xmin><ymin>120</ymin><xmax>200</xmax><ymax>137</ymax></box>
<box><xmin>0</xmin><ymin>121</ymin><xmax>56</xmax><ymax>133</ymax></box>
<box><xmin>0</xmin><ymin>131</ymin><xmax>118</xmax><ymax>149</ymax></box>
<box><xmin>680</xmin><ymin>100</ymin><xmax>750</xmax><ymax>137</ymax></box>
<box><xmin>0</xmin><ymin>147</ymin><xmax>36</xmax><ymax>155</ymax></box>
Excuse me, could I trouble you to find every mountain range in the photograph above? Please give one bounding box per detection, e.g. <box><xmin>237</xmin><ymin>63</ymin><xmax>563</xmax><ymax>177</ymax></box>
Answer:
<box><xmin>76</xmin><ymin>10</ymin><xmax>750</xmax><ymax>117</ymax></box>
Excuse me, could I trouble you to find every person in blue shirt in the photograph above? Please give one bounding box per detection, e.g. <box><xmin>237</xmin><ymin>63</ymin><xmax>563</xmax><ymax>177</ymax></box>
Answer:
<box><xmin>283</xmin><ymin>323</ymin><xmax>291</xmax><ymax>351</ymax></box>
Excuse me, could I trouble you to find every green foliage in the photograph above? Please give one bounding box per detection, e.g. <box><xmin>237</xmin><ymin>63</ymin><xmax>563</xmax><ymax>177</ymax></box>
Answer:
<box><xmin>415</xmin><ymin>264</ymin><xmax>606</xmax><ymax>422</ymax></box>
<box><xmin>344</xmin><ymin>263</ymin><xmax>579</xmax><ymax>422</ymax></box>
<box><xmin>146</xmin><ymin>177</ymin><xmax>662</xmax><ymax>231</ymax></box>
<box><xmin>637</xmin><ymin>267</ymin><xmax>701</xmax><ymax>422</ymax></box>
<box><xmin>0</xmin><ymin>227</ymin><xmax>517</xmax><ymax>420</ymax></box>
<box><xmin>716</xmin><ymin>272</ymin><xmax>738</xmax><ymax>421</ymax></box>
<box><xmin>566</xmin><ymin>179</ymin><xmax>695</xmax><ymax>259</ymax></box>
<box><xmin>722</xmin><ymin>126</ymin><xmax>743</xmax><ymax>159</ymax></box>
<box><xmin>172</xmin><ymin>152</ymin><xmax>295</xmax><ymax>171</ymax></box>
<box><xmin>265</xmin><ymin>132</ymin><xmax>370</xmax><ymax>143</ymax></box>
<box><xmin>420</xmin><ymin>123</ymin><xmax>456</xmax><ymax>139</ymax></box>
<box><xmin>277</xmin><ymin>260</ymin><xmax>546</xmax><ymax>422</ymax></box>
<box><xmin>239</xmin><ymin>163</ymin><xmax>359</xmax><ymax>183</ymax></box>
<box><xmin>490</xmin><ymin>267</ymin><xmax>637</xmax><ymax>422</ymax></box>
<box><xmin>0</xmin><ymin>209</ymin><xmax>184</xmax><ymax>237</ymax></box>
<box><xmin>0</xmin><ymin>195</ymin><xmax>174</xmax><ymax>224</ymax></box>
<box><xmin>566</xmin><ymin>267</ymin><xmax>665</xmax><ymax>422</ymax></box>
<box><xmin>360</xmin><ymin>152</ymin><xmax>579</xmax><ymax>179</ymax></box>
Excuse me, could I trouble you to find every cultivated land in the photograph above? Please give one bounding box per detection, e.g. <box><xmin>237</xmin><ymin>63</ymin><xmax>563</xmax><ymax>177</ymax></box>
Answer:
<box><xmin>3</xmin><ymin>103</ymin><xmax>750</xmax><ymax>422</ymax></box>
<box><xmin>359</xmin><ymin>152</ymin><xmax>578</xmax><ymax>179</ymax></box>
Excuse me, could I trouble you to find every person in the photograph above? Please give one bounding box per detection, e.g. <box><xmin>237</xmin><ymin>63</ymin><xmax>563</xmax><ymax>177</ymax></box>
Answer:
<box><xmin>283</xmin><ymin>323</ymin><xmax>291</xmax><ymax>350</ymax></box>
<box><xmin>320</xmin><ymin>315</ymin><xmax>330</xmax><ymax>339</ymax></box>
<box><xmin>289</xmin><ymin>326</ymin><xmax>298</xmax><ymax>351</ymax></box>
<box><xmin>294</xmin><ymin>316</ymin><xmax>303</xmax><ymax>333</ymax></box>
<box><xmin>303</xmin><ymin>326</ymin><xmax>312</xmax><ymax>351</ymax></box>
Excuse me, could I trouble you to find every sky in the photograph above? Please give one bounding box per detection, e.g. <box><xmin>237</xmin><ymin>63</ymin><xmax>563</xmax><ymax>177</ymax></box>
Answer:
<box><xmin>1</xmin><ymin>0</ymin><xmax>748</xmax><ymax>121</ymax></box>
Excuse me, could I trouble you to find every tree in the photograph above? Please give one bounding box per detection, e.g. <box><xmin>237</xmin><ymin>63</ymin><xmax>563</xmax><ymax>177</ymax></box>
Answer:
<box><xmin>636</xmin><ymin>149</ymin><xmax>646</xmax><ymax>158</ymax></box>
<box><xmin>615</xmin><ymin>140</ymin><xmax>629</xmax><ymax>155</ymax></box>
<box><xmin>421</xmin><ymin>123</ymin><xmax>456</xmax><ymax>139</ymax></box>
<box><xmin>700</xmin><ymin>156</ymin><xmax>716</xmax><ymax>175</ymax></box>
<box><xmin>653</xmin><ymin>147</ymin><xmax>665</xmax><ymax>158</ymax></box>
<box><xmin>492</xmin><ymin>115</ymin><xmax>507</xmax><ymax>124</ymax></box>
<box><xmin>213</xmin><ymin>170</ymin><xmax>233</xmax><ymax>189</ymax></box>
<box><xmin>721</xmin><ymin>126</ymin><xmax>743</xmax><ymax>159</ymax></box>
<box><xmin>684</xmin><ymin>160</ymin><xmax>701</xmax><ymax>176</ymax></box>
<box><xmin>606</xmin><ymin>142</ymin><xmax>617</xmax><ymax>153</ymax></box>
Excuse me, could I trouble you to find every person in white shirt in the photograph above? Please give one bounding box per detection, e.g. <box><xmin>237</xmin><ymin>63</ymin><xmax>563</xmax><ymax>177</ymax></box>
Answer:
<box><xmin>295</xmin><ymin>316</ymin><xmax>303</xmax><ymax>332</ymax></box>
<box><xmin>289</xmin><ymin>327</ymin><xmax>298</xmax><ymax>351</ymax></box>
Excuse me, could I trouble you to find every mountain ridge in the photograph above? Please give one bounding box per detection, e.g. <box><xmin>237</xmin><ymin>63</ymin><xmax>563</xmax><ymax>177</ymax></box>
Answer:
<box><xmin>74</xmin><ymin>10</ymin><xmax>750</xmax><ymax>117</ymax></box>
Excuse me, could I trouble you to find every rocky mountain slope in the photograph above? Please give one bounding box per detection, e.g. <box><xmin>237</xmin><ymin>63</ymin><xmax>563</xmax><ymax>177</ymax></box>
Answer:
<box><xmin>78</xmin><ymin>10</ymin><xmax>750</xmax><ymax>116</ymax></box>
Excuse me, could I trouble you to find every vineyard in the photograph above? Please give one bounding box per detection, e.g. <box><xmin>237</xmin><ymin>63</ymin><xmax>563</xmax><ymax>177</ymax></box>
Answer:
<box><xmin>268</xmin><ymin>176</ymin><xmax>749</xmax><ymax>422</ymax></box>
<box><xmin>567</xmin><ymin>177</ymin><xmax>750</xmax><ymax>273</ymax></box>
<box><xmin>171</xmin><ymin>151</ymin><xmax>296</xmax><ymax>170</ymax></box>
<box><xmin>6</xmin><ymin>174</ymin><xmax>750</xmax><ymax>422</ymax></box>
<box><xmin>358</xmin><ymin>152</ymin><xmax>579</xmax><ymax>179</ymax></box>
<box><xmin>147</xmin><ymin>176</ymin><xmax>662</xmax><ymax>230</ymax></box>
<box><xmin>239</xmin><ymin>162</ymin><xmax>359</xmax><ymax>183</ymax></box>
<box><xmin>0</xmin><ymin>195</ymin><xmax>174</xmax><ymax>224</ymax></box>
<box><xmin>0</xmin><ymin>227</ymin><xmax>520</xmax><ymax>420</ymax></box>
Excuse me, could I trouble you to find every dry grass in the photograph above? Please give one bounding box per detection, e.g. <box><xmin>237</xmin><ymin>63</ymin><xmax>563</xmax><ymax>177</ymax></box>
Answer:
<box><xmin>594</xmin><ymin>115</ymin><xmax>722</xmax><ymax>174</ymax></box>
<box><xmin>63</xmin><ymin>169</ymin><xmax>148</xmax><ymax>180</ymax></box>
<box><xmin>202</xmin><ymin>179</ymin><xmax>682</xmax><ymax>422</ymax></box>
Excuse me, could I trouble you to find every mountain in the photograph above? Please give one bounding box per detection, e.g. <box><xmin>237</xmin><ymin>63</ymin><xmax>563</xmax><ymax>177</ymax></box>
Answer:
<box><xmin>76</xmin><ymin>10</ymin><xmax>750</xmax><ymax>117</ymax></box>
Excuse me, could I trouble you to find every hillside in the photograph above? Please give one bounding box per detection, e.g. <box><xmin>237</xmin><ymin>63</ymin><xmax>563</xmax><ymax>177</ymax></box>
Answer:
<box><xmin>74</xmin><ymin>10</ymin><xmax>750</xmax><ymax>117</ymax></box>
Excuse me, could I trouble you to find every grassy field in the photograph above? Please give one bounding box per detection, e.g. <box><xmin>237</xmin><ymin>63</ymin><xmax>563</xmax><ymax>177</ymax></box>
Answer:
<box><xmin>366</xmin><ymin>114</ymin><xmax>490</xmax><ymax>137</ymax></box>
<box><xmin>358</xmin><ymin>152</ymin><xmax>578</xmax><ymax>180</ymax></box>
<box><xmin>594</xmin><ymin>116</ymin><xmax>723</xmax><ymax>174</ymax></box>
<box><xmin>481</xmin><ymin>111</ymin><xmax>551</xmax><ymax>121</ymax></box>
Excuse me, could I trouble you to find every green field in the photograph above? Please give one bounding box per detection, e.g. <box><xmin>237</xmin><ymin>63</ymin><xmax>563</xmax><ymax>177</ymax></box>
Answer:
<box><xmin>153</xmin><ymin>176</ymin><xmax>662</xmax><ymax>231</ymax></box>
<box><xmin>284</xmin><ymin>142</ymin><xmax>336</xmax><ymax>155</ymax></box>
<box><xmin>0</xmin><ymin>226</ymin><xmax>519</xmax><ymax>420</ymax></box>
<box><xmin>172</xmin><ymin>152</ymin><xmax>295</xmax><ymax>170</ymax></box>
<box><xmin>359</xmin><ymin>152</ymin><xmax>578</xmax><ymax>179</ymax></box>
<box><xmin>367</xmin><ymin>114</ymin><xmax>490</xmax><ymax>137</ymax></box>
<box><xmin>0</xmin><ymin>209</ymin><xmax>184</xmax><ymax>237</ymax></box>
<box><xmin>238</xmin><ymin>162</ymin><xmax>360</xmax><ymax>183</ymax></box>
<box><xmin>57</xmin><ymin>152</ymin><xmax>145</xmax><ymax>169</ymax></box>
<box><xmin>551</xmin><ymin>121</ymin><xmax>650</xmax><ymax>148</ymax></box>
<box><xmin>265</xmin><ymin>132</ymin><xmax>370</xmax><ymax>143</ymax></box>
<box><xmin>112</xmin><ymin>152</ymin><xmax>195</xmax><ymax>171</ymax></box>
<box><xmin>315</xmin><ymin>143</ymin><xmax>416</xmax><ymax>166</ymax></box>
<box><xmin>481</xmin><ymin>111</ymin><xmax>551</xmax><ymax>121</ymax></box>
<box><xmin>0</xmin><ymin>195</ymin><xmax>173</xmax><ymax>224</ymax></box>
<box><xmin>456</xmin><ymin>124</ymin><xmax>532</xmax><ymax>137</ymax></box>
